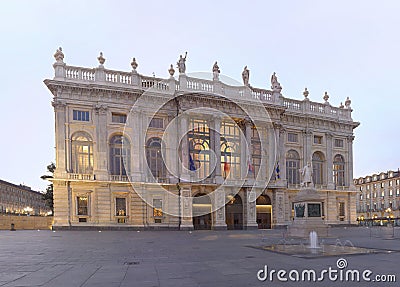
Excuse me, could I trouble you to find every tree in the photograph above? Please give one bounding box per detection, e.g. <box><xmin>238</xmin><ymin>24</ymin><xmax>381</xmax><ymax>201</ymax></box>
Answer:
<box><xmin>41</xmin><ymin>162</ymin><xmax>55</xmax><ymax>214</ymax></box>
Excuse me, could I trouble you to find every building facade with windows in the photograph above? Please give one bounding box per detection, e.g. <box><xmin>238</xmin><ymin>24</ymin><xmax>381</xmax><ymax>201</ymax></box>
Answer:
<box><xmin>355</xmin><ymin>170</ymin><xmax>400</xmax><ymax>225</ymax></box>
<box><xmin>44</xmin><ymin>48</ymin><xmax>359</xmax><ymax>230</ymax></box>
<box><xmin>0</xmin><ymin>179</ymin><xmax>49</xmax><ymax>215</ymax></box>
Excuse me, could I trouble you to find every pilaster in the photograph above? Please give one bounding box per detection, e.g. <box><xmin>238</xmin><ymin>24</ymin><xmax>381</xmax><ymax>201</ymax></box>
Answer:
<box><xmin>212</xmin><ymin>187</ymin><xmax>227</xmax><ymax>230</ymax></box>
<box><xmin>326</xmin><ymin>133</ymin><xmax>334</xmax><ymax>189</ymax></box>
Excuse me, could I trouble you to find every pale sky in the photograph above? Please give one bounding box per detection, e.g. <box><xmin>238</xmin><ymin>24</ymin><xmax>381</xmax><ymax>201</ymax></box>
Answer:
<box><xmin>0</xmin><ymin>0</ymin><xmax>399</xmax><ymax>191</ymax></box>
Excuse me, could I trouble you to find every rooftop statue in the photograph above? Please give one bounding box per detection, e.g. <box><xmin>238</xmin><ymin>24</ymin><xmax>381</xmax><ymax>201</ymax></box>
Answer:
<box><xmin>177</xmin><ymin>52</ymin><xmax>187</xmax><ymax>74</ymax></box>
<box><xmin>242</xmin><ymin>66</ymin><xmax>250</xmax><ymax>86</ymax></box>
<box><xmin>212</xmin><ymin>61</ymin><xmax>220</xmax><ymax>81</ymax></box>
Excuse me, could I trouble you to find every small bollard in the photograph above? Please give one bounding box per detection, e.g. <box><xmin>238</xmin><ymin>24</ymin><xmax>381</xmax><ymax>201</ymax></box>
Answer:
<box><xmin>10</xmin><ymin>223</ymin><xmax>16</xmax><ymax>231</ymax></box>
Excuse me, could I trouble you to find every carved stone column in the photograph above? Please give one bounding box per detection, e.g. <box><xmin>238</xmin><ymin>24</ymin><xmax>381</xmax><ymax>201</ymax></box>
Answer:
<box><xmin>347</xmin><ymin>135</ymin><xmax>356</xmax><ymax>190</ymax></box>
<box><xmin>244</xmin><ymin>117</ymin><xmax>253</xmax><ymax>179</ymax></box>
<box><xmin>94</xmin><ymin>104</ymin><xmax>108</xmax><ymax>181</ymax></box>
<box><xmin>52</xmin><ymin>100</ymin><xmax>67</xmax><ymax>178</ymax></box>
<box><xmin>180</xmin><ymin>184</ymin><xmax>193</xmax><ymax>230</ymax></box>
<box><xmin>274</xmin><ymin>190</ymin><xmax>286</xmax><ymax>227</ymax></box>
<box><xmin>326</xmin><ymin>133</ymin><xmax>335</xmax><ymax>190</ymax></box>
<box><xmin>212</xmin><ymin>187</ymin><xmax>227</xmax><ymax>230</ymax></box>
<box><xmin>303</xmin><ymin>128</ymin><xmax>313</xmax><ymax>164</ymax></box>
<box><xmin>131</xmin><ymin>108</ymin><xmax>142</xmax><ymax>182</ymax></box>
<box><xmin>245</xmin><ymin>188</ymin><xmax>258</xmax><ymax>229</ymax></box>
<box><xmin>210</xmin><ymin>115</ymin><xmax>222</xmax><ymax>184</ymax></box>
<box><xmin>179</xmin><ymin>113</ymin><xmax>190</xmax><ymax>181</ymax></box>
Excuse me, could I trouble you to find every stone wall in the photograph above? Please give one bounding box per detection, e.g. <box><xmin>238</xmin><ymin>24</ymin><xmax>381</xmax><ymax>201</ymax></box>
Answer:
<box><xmin>0</xmin><ymin>215</ymin><xmax>53</xmax><ymax>230</ymax></box>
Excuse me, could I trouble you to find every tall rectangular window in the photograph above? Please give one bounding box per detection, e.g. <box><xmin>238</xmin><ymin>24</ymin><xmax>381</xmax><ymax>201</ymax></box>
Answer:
<box><xmin>116</xmin><ymin>198</ymin><xmax>127</xmax><ymax>216</ymax></box>
<box><xmin>339</xmin><ymin>202</ymin><xmax>345</xmax><ymax>219</ymax></box>
<box><xmin>287</xmin><ymin>133</ymin><xmax>298</xmax><ymax>143</ymax></box>
<box><xmin>334</xmin><ymin>139</ymin><xmax>344</xmax><ymax>148</ymax></box>
<box><xmin>73</xmin><ymin>110</ymin><xmax>90</xmax><ymax>121</ymax></box>
<box><xmin>112</xmin><ymin>113</ymin><xmax>127</xmax><ymax>123</ymax></box>
<box><xmin>77</xmin><ymin>196</ymin><xmax>88</xmax><ymax>216</ymax></box>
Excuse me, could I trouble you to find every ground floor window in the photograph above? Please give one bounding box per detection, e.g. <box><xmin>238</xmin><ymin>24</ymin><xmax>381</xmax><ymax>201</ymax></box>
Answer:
<box><xmin>339</xmin><ymin>202</ymin><xmax>345</xmax><ymax>221</ymax></box>
<box><xmin>77</xmin><ymin>196</ymin><xmax>88</xmax><ymax>216</ymax></box>
<box><xmin>115</xmin><ymin>197</ymin><xmax>127</xmax><ymax>223</ymax></box>
<box><xmin>153</xmin><ymin>199</ymin><xmax>163</xmax><ymax>223</ymax></box>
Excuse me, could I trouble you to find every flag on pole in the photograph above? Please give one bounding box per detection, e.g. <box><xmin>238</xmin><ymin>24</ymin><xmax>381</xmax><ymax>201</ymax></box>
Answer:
<box><xmin>189</xmin><ymin>153</ymin><xmax>196</xmax><ymax>171</ymax></box>
<box><xmin>275</xmin><ymin>161</ymin><xmax>280</xmax><ymax>180</ymax></box>
<box><xmin>223</xmin><ymin>154</ymin><xmax>230</xmax><ymax>177</ymax></box>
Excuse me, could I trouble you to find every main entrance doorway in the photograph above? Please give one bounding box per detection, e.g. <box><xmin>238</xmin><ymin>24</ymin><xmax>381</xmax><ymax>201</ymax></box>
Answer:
<box><xmin>192</xmin><ymin>193</ymin><xmax>212</xmax><ymax>230</ymax></box>
<box><xmin>226</xmin><ymin>194</ymin><xmax>243</xmax><ymax>230</ymax></box>
<box><xmin>256</xmin><ymin>195</ymin><xmax>272</xmax><ymax>229</ymax></box>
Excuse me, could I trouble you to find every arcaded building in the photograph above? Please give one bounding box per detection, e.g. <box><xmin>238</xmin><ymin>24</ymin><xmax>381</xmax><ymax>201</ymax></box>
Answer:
<box><xmin>355</xmin><ymin>170</ymin><xmax>400</xmax><ymax>225</ymax></box>
<box><xmin>44</xmin><ymin>48</ymin><xmax>359</xmax><ymax>230</ymax></box>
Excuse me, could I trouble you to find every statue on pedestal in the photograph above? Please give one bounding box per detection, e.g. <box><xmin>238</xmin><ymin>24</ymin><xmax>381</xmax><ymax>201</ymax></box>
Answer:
<box><xmin>299</xmin><ymin>161</ymin><xmax>313</xmax><ymax>187</ymax></box>
<box><xmin>242</xmin><ymin>66</ymin><xmax>250</xmax><ymax>86</ymax></box>
<box><xmin>177</xmin><ymin>52</ymin><xmax>187</xmax><ymax>74</ymax></box>
<box><xmin>212</xmin><ymin>61</ymin><xmax>220</xmax><ymax>81</ymax></box>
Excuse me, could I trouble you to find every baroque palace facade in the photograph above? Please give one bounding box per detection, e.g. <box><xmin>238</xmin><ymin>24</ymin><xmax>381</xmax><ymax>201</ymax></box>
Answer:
<box><xmin>44</xmin><ymin>48</ymin><xmax>359</xmax><ymax>230</ymax></box>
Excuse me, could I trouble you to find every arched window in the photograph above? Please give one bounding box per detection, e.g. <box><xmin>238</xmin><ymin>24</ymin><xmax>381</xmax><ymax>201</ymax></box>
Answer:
<box><xmin>71</xmin><ymin>132</ymin><xmax>93</xmax><ymax>174</ymax></box>
<box><xmin>286</xmin><ymin>150</ymin><xmax>300</xmax><ymax>184</ymax></box>
<box><xmin>188</xmin><ymin>119</ymin><xmax>210</xmax><ymax>179</ymax></box>
<box><xmin>221</xmin><ymin>120</ymin><xmax>241</xmax><ymax>179</ymax></box>
<box><xmin>312</xmin><ymin>152</ymin><xmax>325</xmax><ymax>185</ymax></box>
<box><xmin>333</xmin><ymin>154</ymin><xmax>345</xmax><ymax>186</ymax></box>
<box><xmin>109</xmin><ymin>135</ymin><xmax>130</xmax><ymax>176</ymax></box>
<box><xmin>146</xmin><ymin>137</ymin><xmax>166</xmax><ymax>179</ymax></box>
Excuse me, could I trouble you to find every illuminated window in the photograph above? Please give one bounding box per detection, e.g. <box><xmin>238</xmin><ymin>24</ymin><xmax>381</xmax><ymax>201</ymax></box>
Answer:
<box><xmin>115</xmin><ymin>197</ymin><xmax>127</xmax><ymax>222</ymax></box>
<box><xmin>71</xmin><ymin>132</ymin><xmax>93</xmax><ymax>174</ymax></box>
<box><xmin>366</xmin><ymin>193</ymin><xmax>370</xmax><ymax>199</ymax></box>
<box><xmin>110</xmin><ymin>135</ymin><xmax>130</xmax><ymax>176</ymax></box>
<box><xmin>389</xmin><ymin>180</ymin><xmax>393</xmax><ymax>187</ymax></box>
<box><xmin>146</xmin><ymin>137</ymin><xmax>166</xmax><ymax>180</ymax></box>
<box><xmin>312</xmin><ymin>152</ymin><xmax>325</xmax><ymax>185</ymax></box>
<box><xmin>381</xmin><ymin>191</ymin><xmax>385</xmax><ymax>197</ymax></box>
<box><xmin>221</xmin><ymin>120</ymin><xmax>241</xmax><ymax>179</ymax></box>
<box><xmin>188</xmin><ymin>119</ymin><xmax>210</xmax><ymax>179</ymax></box>
<box><xmin>381</xmin><ymin>182</ymin><xmax>385</xmax><ymax>188</ymax></box>
<box><xmin>77</xmin><ymin>196</ymin><xmax>88</xmax><ymax>216</ymax></box>
<box><xmin>112</xmin><ymin>113</ymin><xmax>127</xmax><ymax>123</ymax></box>
<box><xmin>286</xmin><ymin>150</ymin><xmax>300</xmax><ymax>184</ymax></box>
<box><xmin>389</xmin><ymin>189</ymin><xmax>393</xmax><ymax>196</ymax></box>
<box><xmin>153</xmin><ymin>199</ymin><xmax>163</xmax><ymax>222</ymax></box>
<box><xmin>333</xmin><ymin>154</ymin><xmax>345</xmax><ymax>186</ymax></box>
<box><xmin>287</xmin><ymin>133</ymin><xmax>298</xmax><ymax>143</ymax></box>
<box><xmin>73</xmin><ymin>110</ymin><xmax>89</xmax><ymax>121</ymax></box>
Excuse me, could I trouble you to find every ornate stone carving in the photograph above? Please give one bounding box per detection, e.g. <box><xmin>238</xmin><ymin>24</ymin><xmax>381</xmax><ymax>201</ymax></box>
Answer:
<box><xmin>299</xmin><ymin>162</ymin><xmax>313</xmax><ymax>187</ymax></box>
<box><xmin>212</xmin><ymin>61</ymin><xmax>220</xmax><ymax>81</ymax></box>
<box><xmin>54</xmin><ymin>47</ymin><xmax>64</xmax><ymax>62</ymax></box>
<box><xmin>242</xmin><ymin>66</ymin><xmax>250</xmax><ymax>86</ymax></box>
<box><xmin>303</xmin><ymin>87</ymin><xmax>309</xmax><ymax>100</ymax></box>
<box><xmin>177</xmin><ymin>52</ymin><xmax>187</xmax><ymax>73</ymax></box>
<box><xmin>97</xmin><ymin>52</ymin><xmax>106</xmax><ymax>65</ymax></box>
<box><xmin>168</xmin><ymin>64</ymin><xmax>175</xmax><ymax>77</ymax></box>
<box><xmin>323</xmin><ymin>91</ymin><xmax>329</xmax><ymax>103</ymax></box>
<box><xmin>51</xmin><ymin>99</ymin><xmax>66</xmax><ymax>111</ymax></box>
<box><xmin>94</xmin><ymin>103</ymin><xmax>108</xmax><ymax>114</ymax></box>
<box><xmin>131</xmin><ymin>57</ymin><xmax>138</xmax><ymax>71</ymax></box>
<box><xmin>271</xmin><ymin>72</ymin><xmax>282</xmax><ymax>93</ymax></box>
<box><xmin>345</xmin><ymin>97</ymin><xmax>351</xmax><ymax>109</ymax></box>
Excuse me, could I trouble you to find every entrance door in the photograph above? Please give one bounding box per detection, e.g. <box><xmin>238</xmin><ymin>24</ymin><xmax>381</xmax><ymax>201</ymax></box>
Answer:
<box><xmin>256</xmin><ymin>195</ymin><xmax>272</xmax><ymax>229</ymax></box>
<box><xmin>226</xmin><ymin>194</ymin><xmax>243</xmax><ymax>230</ymax></box>
<box><xmin>193</xmin><ymin>193</ymin><xmax>212</xmax><ymax>230</ymax></box>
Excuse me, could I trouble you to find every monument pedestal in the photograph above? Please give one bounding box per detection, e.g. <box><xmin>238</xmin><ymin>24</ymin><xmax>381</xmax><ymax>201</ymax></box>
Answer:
<box><xmin>288</xmin><ymin>187</ymin><xmax>328</xmax><ymax>237</ymax></box>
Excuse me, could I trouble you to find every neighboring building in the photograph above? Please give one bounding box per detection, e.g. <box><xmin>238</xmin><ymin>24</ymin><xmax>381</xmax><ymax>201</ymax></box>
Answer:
<box><xmin>355</xmin><ymin>170</ymin><xmax>400</xmax><ymax>225</ymax></box>
<box><xmin>0</xmin><ymin>179</ymin><xmax>49</xmax><ymax>215</ymax></box>
<box><xmin>44</xmin><ymin>48</ymin><xmax>359</xmax><ymax>230</ymax></box>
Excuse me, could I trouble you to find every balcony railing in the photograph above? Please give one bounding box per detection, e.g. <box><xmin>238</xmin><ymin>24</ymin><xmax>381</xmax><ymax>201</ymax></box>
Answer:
<box><xmin>68</xmin><ymin>173</ymin><xmax>94</xmax><ymax>180</ymax></box>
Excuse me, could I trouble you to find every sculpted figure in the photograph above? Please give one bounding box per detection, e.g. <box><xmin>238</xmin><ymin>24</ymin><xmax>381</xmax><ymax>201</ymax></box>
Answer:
<box><xmin>300</xmin><ymin>161</ymin><xmax>313</xmax><ymax>187</ymax></box>
<box><xmin>242</xmin><ymin>66</ymin><xmax>250</xmax><ymax>85</ymax></box>
<box><xmin>177</xmin><ymin>52</ymin><xmax>187</xmax><ymax>73</ymax></box>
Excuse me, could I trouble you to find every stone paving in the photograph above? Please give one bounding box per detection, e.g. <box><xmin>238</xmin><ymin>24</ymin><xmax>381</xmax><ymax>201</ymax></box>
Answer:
<box><xmin>0</xmin><ymin>227</ymin><xmax>399</xmax><ymax>287</ymax></box>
